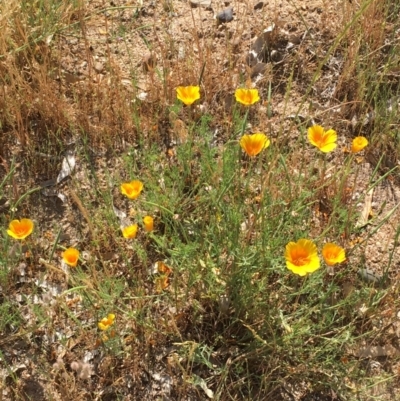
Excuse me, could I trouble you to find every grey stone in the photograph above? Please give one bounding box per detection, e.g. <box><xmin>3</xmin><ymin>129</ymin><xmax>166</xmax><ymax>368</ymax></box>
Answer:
<box><xmin>250</xmin><ymin>62</ymin><xmax>268</xmax><ymax>78</ymax></box>
<box><xmin>358</xmin><ymin>268</ymin><xmax>383</xmax><ymax>284</ymax></box>
<box><xmin>216</xmin><ymin>7</ymin><xmax>233</xmax><ymax>23</ymax></box>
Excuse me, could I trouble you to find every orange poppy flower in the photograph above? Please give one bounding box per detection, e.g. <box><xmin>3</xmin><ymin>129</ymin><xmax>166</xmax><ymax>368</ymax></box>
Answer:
<box><xmin>351</xmin><ymin>136</ymin><xmax>368</xmax><ymax>153</ymax></box>
<box><xmin>121</xmin><ymin>224</ymin><xmax>138</xmax><ymax>239</ymax></box>
<box><xmin>7</xmin><ymin>218</ymin><xmax>34</xmax><ymax>240</ymax></box>
<box><xmin>240</xmin><ymin>133</ymin><xmax>270</xmax><ymax>156</ymax></box>
<box><xmin>120</xmin><ymin>180</ymin><xmax>143</xmax><ymax>200</ymax></box>
<box><xmin>285</xmin><ymin>239</ymin><xmax>320</xmax><ymax>276</ymax></box>
<box><xmin>62</xmin><ymin>247</ymin><xmax>80</xmax><ymax>267</ymax></box>
<box><xmin>143</xmin><ymin>216</ymin><xmax>154</xmax><ymax>232</ymax></box>
<box><xmin>98</xmin><ymin>313</ymin><xmax>115</xmax><ymax>331</ymax></box>
<box><xmin>234</xmin><ymin>88</ymin><xmax>260</xmax><ymax>106</ymax></box>
<box><xmin>322</xmin><ymin>243</ymin><xmax>346</xmax><ymax>266</ymax></box>
<box><xmin>307</xmin><ymin>125</ymin><xmax>337</xmax><ymax>153</ymax></box>
<box><xmin>176</xmin><ymin>86</ymin><xmax>201</xmax><ymax>106</ymax></box>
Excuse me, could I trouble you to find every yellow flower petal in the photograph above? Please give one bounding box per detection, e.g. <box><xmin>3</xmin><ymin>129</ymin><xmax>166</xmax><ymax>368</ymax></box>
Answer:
<box><xmin>234</xmin><ymin>88</ymin><xmax>260</xmax><ymax>106</ymax></box>
<box><xmin>121</xmin><ymin>224</ymin><xmax>138</xmax><ymax>239</ymax></box>
<box><xmin>176</xmin><ymin>86</ymin><xmax>201</xmax><ymax>106</ymax></box>
<box><xmin>120</xmin><ymin>180</ymin><xmax>143</xmax><ymax>200</ymax></box>
<box><xmin>240</xmin><ymin>133</ymin><xmax>270</xmax><ymax>157</ymax></box>
<box><xmin>98</xmin><ymin>322</ymin><xmax>108</xmax><ymax>331</ymax></box>
<box><xmin>307</xmin><ymin>125</ymin><xmax>337</xmax><ymax>153</ymax></box>
<box><xmin>98</xmin><ymin>313</ymin><xmax>116</xmax><ymax>331</ymax></box>
<box><xmin>143</xmin><ymin>216</ymin><xmax>154</xmax><ymax>232</ymax></box>
<box><xmin>285</xmin><ymin>239</ymin><xmax>320</xmax><ymax>276</ymax></box>
<box><xmin>351</xmin><ymin>136</ymin><xmax>368</xmax><ymax>153</ymax></box>
<box><xmin>322</xmin><ymin>243</ymin><xmax>346</xmax><ymax>266</ymax></box>
<box><xmin>7</xmin><ymin>218</ymin><xmax>34</xmax><ymax>240</ymax></box>
<box><xmin>62</xmin><ymin>247</ymin><xmax>80</xmax><ymax>267</ymax></box>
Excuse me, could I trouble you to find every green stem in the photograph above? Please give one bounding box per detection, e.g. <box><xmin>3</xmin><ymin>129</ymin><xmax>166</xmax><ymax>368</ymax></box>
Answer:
<box><xmin>240</xmin><ymin>108</ymin><xmax>250</xmax><ymax>135</ymax></box>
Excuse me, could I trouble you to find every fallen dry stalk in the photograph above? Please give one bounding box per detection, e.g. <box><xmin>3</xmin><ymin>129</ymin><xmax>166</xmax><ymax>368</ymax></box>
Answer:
<box><xmin>69</xmin><ymin>188</ymin><xmax>96</xmax><ymax>241</ymax></box>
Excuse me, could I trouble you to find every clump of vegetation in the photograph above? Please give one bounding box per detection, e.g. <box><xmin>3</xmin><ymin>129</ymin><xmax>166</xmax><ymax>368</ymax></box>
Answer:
<box><xmin>1</xmin><ymin>0</ymin><xmax>400</xmax><ymax>400</ymax></box>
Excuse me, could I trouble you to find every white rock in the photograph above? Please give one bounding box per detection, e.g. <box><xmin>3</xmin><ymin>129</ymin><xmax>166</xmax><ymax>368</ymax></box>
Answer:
<box><xmin>190</xmin><ymin>0</ymin><xmax>212</xmax><ymax>8</ymax></box>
